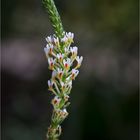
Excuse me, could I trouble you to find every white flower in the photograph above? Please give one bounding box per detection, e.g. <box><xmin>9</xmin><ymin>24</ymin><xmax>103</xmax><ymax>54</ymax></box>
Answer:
<box><xmin>61</xmin><ymin>109</ymin><xmax>68</xmax><ymax>118</ymax></box>
<box><xmin>61</xmin><ymin>36</ymin><xmax>68</xmax><ymax>43</ymax></box>
<box><xmin>51</xmin><ymin>96</ymin><xmax>61</xmax><ymax>107</ymax></box>
<box><xmin>66</xmin><ymin>32</ymin><xmax>74</xmax><ymax>41</ymax></box>
<box><xmin>53</xmin><ymin>37</ymin><xmax>59</xmax><ymax>46</ymax></box>
<box><xmin>76</xmin><ymin>56</ymin><xmax>83</xmax><ymax>68</ymax></box>
<box><xmin>61</xmin><ymin>32</ymin><xmax>74</xmax><ymax>43</ymax></box>
<box><xmin>44</xmin><ymin>47</ymin><xmax>49</xmax><ymax>58</ymax></box>
<box><xmin>48</xmin><ymin>57</ymin><xmax>56</xmax><ymax>70</ymax></box>
<box><xmin>48</xmin><ymin>44</ymin><xmax>54</xmax><ymax>53</ymax></box>
<box><xmin>63</xmin><ymin>58</ymin><xmax>71</xmax><ymax>70</ymax></box>
<box><xmin>46</xmin><ymin>35</ymin><xmax>59</xmax><ymax>46</ymax></box>
<box><xmin>71</xmin><ymin>69</ymin><xmax>79</xmax><ymax>80</ymax></box>
<box><xmin>64</xmin><ymin>95</ymin><xmax>69</xmax><ymax>102</ymax></box>
<box><xmin>52</xmin><ymin>70</ymin><xmax>57</xmax><ymax>80</ymax></box>
<box><xmin>57</xmin><ymin>53</ymin><xmax>64</xmax><ymax>62</ymax></box>
<box><xmin>44</xmin><ymin>44</ymin><xmax>54</xmax><ymax>55</ymax></box>
<box><xmin>63</xmin><ymin>109</ymin><xmax>67</xmax><ymax>113</ymax></box>
<box><xmin>46</xmin><ymin>36</ymin><xmax>53</xmax><ymax>43</ymax></box>
<box><xmin>48</xmin><ymin>80</ymin><xmax>54</xmax><ymax>90</ymax></box>
<box><xmin>60</xmin><ymin>81</ymin><xmax>71</xmax><ymax>92</ymax></box>
<box><xmin>57</xmin><ymin>68</ymin><xmax>63</xmax><ymax>79</ymax></box>
<box><xmin>70</xmin><ymin>46</ymin><xmax>78</xmax><ymax>57</ymax></box>
<box><xmin>60</xmin><ymin>81</ymin><xmax>65</xmax><ymax>90</ymax></box>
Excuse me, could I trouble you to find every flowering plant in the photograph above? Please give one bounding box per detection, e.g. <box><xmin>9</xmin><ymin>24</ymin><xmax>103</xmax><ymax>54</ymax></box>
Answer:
<box><xmin>42</xmin><ymin>0</ymin><xmax>83</xmax><ymax>139</ymax></box>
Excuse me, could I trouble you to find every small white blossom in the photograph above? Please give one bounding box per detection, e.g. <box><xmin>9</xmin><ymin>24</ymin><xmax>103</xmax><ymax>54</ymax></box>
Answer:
<box><xmin>57</xmin><ymin>68</ymin><xmax>63</xmax><ymax>79</ymax></box>
<box><xmin>63</xmin><ymin>58</ymin><xmax>71</xmax><ymax>70</ymax></box>
<box><xmin>44</xmin><ymin>44</ymin><xmax>54</xmax><ymax>55</ymax></box>
<box><xmin>51</xmin><ymin>96</ymin><xmax>61</xmax><ymax>107</ymax></box>
<box><xmin>57</xmin><ymin>53</ymin><xmax>64</xmax><ymax>62</ymax></box>
<box><xmin>46</xmin><ymin>36</ymin><xmax>53</xmax><ymax>43</ymax></box>
<box><xmin>53</xmin><ymin>37</ymin><xmax>59</xmax><ymax>46</ymax></box>
<box><xmin>63</xmin><ymin>109</ymin><xmax>67</xmax><ymax>113</ymax></box>
<box><xmin>71</xmin><ymin>69</ymin><xmax>79</xmax><ymax>80</ymax></box>
<box><xmin>46</xmin><ymin>35</ymin><xmax>59</xmax><ymax>47</ymax></box>
<box><xmin>70</xmin><ymin>46</ymin><xmax>78</xmax><ymax>57</ymax></box>
<box><xmin>48</xmin><ymin>80</ymin><xmax>54</xmax><ymax>90</ymax></box>
<box><xmin>44</xmin><ymin>47</ymin><xmax>49</xmax><ymax>58</ymax></box>
<box><xmin>61</xmin><ymin>109</ymin><xmax>68</xmax><ymax>118</ymax></box>
<box><xmin>64</xmin><ymin>95</ymin><xmax>69</xmax><ymax>102</ymax></box>
<box><xmin>48</xmin><ymin>58</ymin><xmax>56</xmax><ymax>70</ymax></box>
<box><xmin>66</xmin><ymin>32</ymin><xmax>74</xmax><ymax>41</ymax></box>
<box><xmin>60</xmin><ymin>81</ymin><xmax>65</xmax><ymax>91</ymax></box>
<box><xmin>52</xmin><ymin>70</ymin><xmax>57</xmax><ymax>80</ymax></box>
<box><xmin>61</xmin><ymin>32</ymin><xmax>74</xmax><ymax>43</ymax></box>
<box><xmin>76</xmin><ymin>56</ymin><xmax>83</xmax><ymax>68</ymax></box>
<box><xmin>61</xmin><ymin>36</ymin><xmax>68</xmax><ymax>43</ymax></box>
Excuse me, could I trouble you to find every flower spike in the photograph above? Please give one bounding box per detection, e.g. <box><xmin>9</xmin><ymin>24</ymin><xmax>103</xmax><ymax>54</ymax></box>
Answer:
<box><xmin>42</xmin><ymin>0</ymin><xmax>83</xmax><ymax>139</ymax></box>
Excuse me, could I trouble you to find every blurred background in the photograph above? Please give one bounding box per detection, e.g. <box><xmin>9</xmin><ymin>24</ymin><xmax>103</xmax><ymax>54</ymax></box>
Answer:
<box><xmin>2</xmin><ymin>0</ymin><xmax>139</xmax><ymax>140</ymax></box>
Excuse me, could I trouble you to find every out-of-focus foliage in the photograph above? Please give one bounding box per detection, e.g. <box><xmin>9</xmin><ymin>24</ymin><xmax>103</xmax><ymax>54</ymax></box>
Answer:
<box><xmin>2</xmin><ymin>0</ymin><xmax>138</xmax><ymax>140</ymax></box>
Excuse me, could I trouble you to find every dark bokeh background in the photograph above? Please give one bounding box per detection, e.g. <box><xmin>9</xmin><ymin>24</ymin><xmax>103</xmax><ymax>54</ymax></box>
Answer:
<box><xmin>2</xmin><ymin>0</ymin><xmax>139</xmax><ymax>140</ymax></box>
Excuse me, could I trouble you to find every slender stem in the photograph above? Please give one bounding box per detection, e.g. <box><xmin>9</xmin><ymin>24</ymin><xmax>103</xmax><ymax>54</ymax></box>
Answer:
<box><xmin>42</xmin><ymin>0</ymin><xmax>64</xmax><ymax>38</ymax></box>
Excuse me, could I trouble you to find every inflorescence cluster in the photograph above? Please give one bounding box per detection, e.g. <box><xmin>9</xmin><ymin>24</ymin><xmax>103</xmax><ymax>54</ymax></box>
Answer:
<box><xmin>44</xmin><ymin>32</ymin><xmax>83</xmax><ymax>139</ymax></box>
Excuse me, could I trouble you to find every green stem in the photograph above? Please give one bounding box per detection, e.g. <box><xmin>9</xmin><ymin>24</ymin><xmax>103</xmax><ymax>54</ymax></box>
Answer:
<box><xmin>42</xmin><ymin>0</ymin><xmax>64</xmax><ymax>38</ymax></box>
